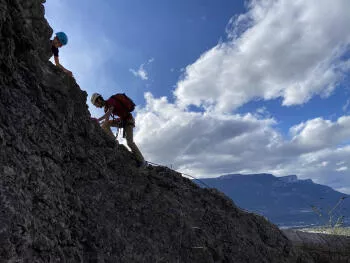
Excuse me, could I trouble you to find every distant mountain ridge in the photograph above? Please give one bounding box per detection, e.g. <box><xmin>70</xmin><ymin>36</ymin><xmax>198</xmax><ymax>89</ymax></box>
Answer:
<box><xmin>197</xmin><ymin>173</ymin><xmax>350</xmax><ymax>228</ymax></box>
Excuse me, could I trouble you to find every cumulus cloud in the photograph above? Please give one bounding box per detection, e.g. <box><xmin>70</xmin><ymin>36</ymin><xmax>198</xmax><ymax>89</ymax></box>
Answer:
<box><xmin>336</xmin><ymin>166</ymin><xmax>348</xmax><ymax>172</ymax></box>
<box><xmin>133</xmin><ymin>0</ymin><xmax>350</xmax><ymax>193</ymax></box>
<box><xmin>174</xmin><ymin>0</ymin><xmax>350</xmax><ymax>112</ymax></box>
<box><xmin>136</xmin><ymin>93</ymin><xmax>278</xmax><ymax>172</ymax></box>
<box><xmin>129</xmin><ymin>58</ymin><xmax>155</xmax><ymax>80</ymax></box>
<box><xmin>130</xmin><ymin>68</ymin><xmax>148</xmax><ymax>80</ymax></box>
<box><xmin>135</xmin><ymin>94</ymin><xmax>350</xmax><ymax>193</ymax></box>
<box><xmin>283</xmin><ymin>116</ymin><xmax>350</xmax><ymax>154</ymax></box>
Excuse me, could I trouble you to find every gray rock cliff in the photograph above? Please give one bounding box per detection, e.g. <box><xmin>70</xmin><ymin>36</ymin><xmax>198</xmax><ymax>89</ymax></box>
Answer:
<box><xmin>0</xmin><ymin>1</ymin><xmax>314</xmax><ymax>262</ymax></box>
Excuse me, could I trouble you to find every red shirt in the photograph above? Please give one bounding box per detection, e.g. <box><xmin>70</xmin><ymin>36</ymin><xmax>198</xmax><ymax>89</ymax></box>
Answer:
<box><xmin>105</xmin><ymin>97</ymin><xmax>132</xmax><ymax>120</ymax></box>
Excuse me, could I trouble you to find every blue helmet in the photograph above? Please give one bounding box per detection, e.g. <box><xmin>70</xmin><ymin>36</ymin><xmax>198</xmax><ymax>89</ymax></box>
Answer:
<box><xmin>56</xmin><ymin>32</ymin><xmax>68</xmax><ymax>45</ymax></box>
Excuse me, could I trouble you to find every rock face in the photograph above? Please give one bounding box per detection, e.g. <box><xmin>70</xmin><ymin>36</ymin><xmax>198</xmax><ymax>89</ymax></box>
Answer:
<box><xmin>283</xmin><ymin>230</ymin><xmax>350</xmax><ymax>263</ymax></box>
<box><xmin>0</xmin><ymin>1</ymin><xmax>314</xmax><ymax>262</ymax></box>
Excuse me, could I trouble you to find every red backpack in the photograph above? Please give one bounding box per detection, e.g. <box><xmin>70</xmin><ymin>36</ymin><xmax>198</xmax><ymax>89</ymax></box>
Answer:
<box><xmin>110</xmin><ymin>93</ymin><xmax>136</xmax><ymax>113</ymax></box>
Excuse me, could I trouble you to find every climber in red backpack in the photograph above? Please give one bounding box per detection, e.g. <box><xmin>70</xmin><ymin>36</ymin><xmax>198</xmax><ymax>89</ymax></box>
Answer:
<box><xmin>51</xmin><ymin>32</ymin><xmax>73</xmax><ymax>77</ymax></box>
<box><xmin>91</xmin><ymin>93</ymin><xmax>146</xmax><ymax>167</ymax></box>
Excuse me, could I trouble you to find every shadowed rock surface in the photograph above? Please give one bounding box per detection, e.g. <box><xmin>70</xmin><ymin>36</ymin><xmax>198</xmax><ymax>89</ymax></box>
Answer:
<box><xmin>0</xmin><ymin>0</ymin><xmax>315</xmax><ymax>262</ymax></box>
<box><xmin>283</xmin><ymin>229</ymin><xmax>350</xmax><ymax>263</ymax></box>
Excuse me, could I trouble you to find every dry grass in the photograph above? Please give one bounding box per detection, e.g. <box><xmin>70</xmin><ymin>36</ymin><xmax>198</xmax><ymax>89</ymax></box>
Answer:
<box><xmin>300</xmin><ymin>227</ymin><xmax>350</xmax><ymax>236</ymax></box>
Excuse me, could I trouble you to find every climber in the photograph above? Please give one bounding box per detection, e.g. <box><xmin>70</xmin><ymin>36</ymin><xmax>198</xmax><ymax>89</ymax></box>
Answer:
<box><xmin>51</xmin><ymin>32</ymin><xmax>73</xmax><ymax>77</ymax></box>
<box><xmin>91</xmin><ymin>93</ymin><xmax>146</xmax><ymax>167</ymax></box>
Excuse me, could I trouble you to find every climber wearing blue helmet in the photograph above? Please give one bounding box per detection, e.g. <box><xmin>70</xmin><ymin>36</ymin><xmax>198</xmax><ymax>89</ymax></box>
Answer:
<box><xmin>51</xmin><ymin>32</ymin><xmax>73</xmax><ymax>77</ymax></box>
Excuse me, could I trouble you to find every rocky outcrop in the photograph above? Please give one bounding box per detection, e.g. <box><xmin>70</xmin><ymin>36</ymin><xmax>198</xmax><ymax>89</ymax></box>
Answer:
<box><xmin>0</xmin><ymin>0</ymin><xmax>314</xmax><ymax>262</ymax></box>
<box><xmin>283</xmin><ymin>229</ymin><xmax>350</xmax><ymax>263</ymax></box>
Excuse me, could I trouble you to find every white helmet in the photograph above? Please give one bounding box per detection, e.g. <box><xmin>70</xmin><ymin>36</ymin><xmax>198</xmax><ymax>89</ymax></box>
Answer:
<box><xmin>91</xmin><ymin>93</ymin><xmax>102</xmax><ymax>105</ymax></box>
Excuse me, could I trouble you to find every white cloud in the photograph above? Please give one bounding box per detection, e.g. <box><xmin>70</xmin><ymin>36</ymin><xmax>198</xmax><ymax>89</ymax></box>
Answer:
<box><xmin>174</xmin><ymin>0</ymin><xmax>350</xmax><ymax>112</ymax></box>
<box><xmin>343</xmin><ymin>99</ymin><xmax>350</xmax><ymax>112</ymax></box>
<box><xmin>136</xmin><ymin>92</ymin><xmax>278</xmax><ymax>173</ymax></box>
<box><xmin>284</xmin><ymin>116</ymin><xmax>350</xmax><ymax>153</ymax></box>
<box><xmin>336</xmin><ymin>166</ymin><xmax>348</xmax><ymax>172</ymax></box>
<box><xmin>320</xmin><ymin>161</ymin><xmax>328</xmax><ymax>167</ymax></box>
<box><xmin>130</xmin><ymin>67</ymin><xmax>148</xmax><ymax>80</ymax></box>
<box><xmin>255</xmin><ymin>106</ymin><xmax>271</xmax><ymax>118</ymax></box>
<box><xmin>336</xmin><ymin>187</ymin><xmax>350</xmax><ymax>194</ymax></box>
<box><xmin>129</xmin><ymin>58</ymin><xmax>155</xmax><ymax>80</ymax></box>
<box><xmin>135</xmin><ymin>93</ymin><xmax>350</xmax><ymax>193</ymax></box>
<box><xmin>132</xmin><ymin>0</ymin><xmax>350</xmax><ymax>193</ymax></box>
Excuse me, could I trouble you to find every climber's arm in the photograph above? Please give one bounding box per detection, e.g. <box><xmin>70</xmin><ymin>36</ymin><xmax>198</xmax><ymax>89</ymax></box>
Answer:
<box><xmin>98</xmin><ymin>107</ymin><xmax>114</xmax><ymax>122</ymax></box>
<box><xmin>54</xmin><ymin>56</ymin><xmax>73</xmax><ymax>76</ymax></box>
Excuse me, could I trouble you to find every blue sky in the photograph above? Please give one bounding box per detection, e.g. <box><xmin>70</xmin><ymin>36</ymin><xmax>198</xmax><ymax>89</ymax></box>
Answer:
<box><xmin>46</xmin><ymin>0</ymin><xmax>243</xmax><ymax>103</ymax></box>
<box><xmin>45</xmin><ymin>0</ymin><xmax>350</xmax><ymax>193</ymax></box>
